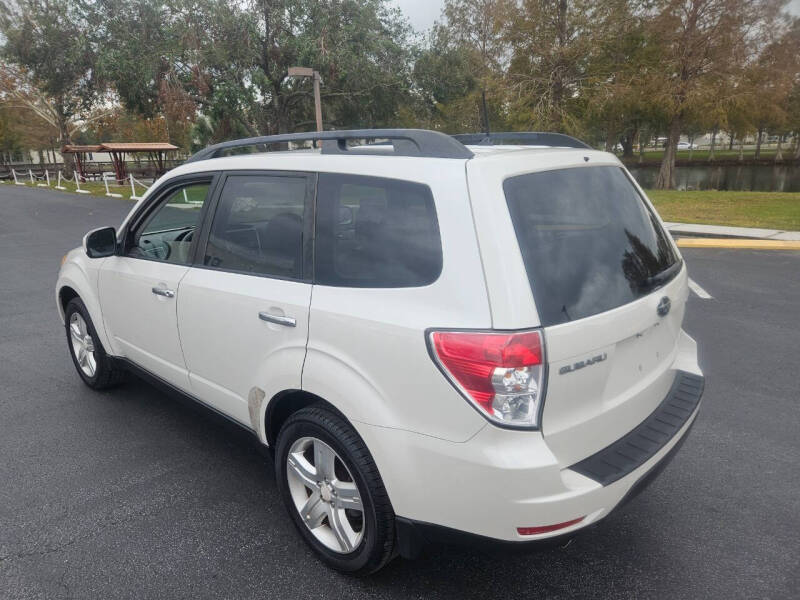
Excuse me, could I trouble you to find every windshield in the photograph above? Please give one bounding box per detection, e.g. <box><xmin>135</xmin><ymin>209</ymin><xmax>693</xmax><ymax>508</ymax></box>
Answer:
<box><xmin>503</xmin><ymin>166</ymin><xmax>679</xmax><ymax>326</ymax></box>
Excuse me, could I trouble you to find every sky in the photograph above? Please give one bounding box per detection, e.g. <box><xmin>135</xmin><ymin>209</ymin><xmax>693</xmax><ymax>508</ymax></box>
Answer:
<box><xmin>392</xmin><ymin>0</ymin><xmax>800</xmax><ymax>32</ymax></box>
<box><xmin>391</xmin><ymin>0</ymin><xmax>443</xmax><ymax>31</ymax></box>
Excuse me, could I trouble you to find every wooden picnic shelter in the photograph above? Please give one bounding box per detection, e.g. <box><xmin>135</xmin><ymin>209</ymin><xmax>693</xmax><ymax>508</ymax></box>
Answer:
<box><xmin>60</xmin><ymin>144</ymin><xmax>102</xmax><ymax>180</ymax></box>
<box><xmin>100</xmin><ymin>142</ymin><xmax>179</xmax><ymax>184</ymax></box>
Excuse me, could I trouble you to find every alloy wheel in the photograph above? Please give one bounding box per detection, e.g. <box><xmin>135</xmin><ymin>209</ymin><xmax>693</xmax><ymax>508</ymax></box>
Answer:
<box><xmin>69</xmin><ymin>312</ymin><xmax>97</xmax><ymax>378</ymax></box>
<box><xmin>286</xmin><ymin>436</ymin><xmax>365</xmax><ymax>554</ymax></box>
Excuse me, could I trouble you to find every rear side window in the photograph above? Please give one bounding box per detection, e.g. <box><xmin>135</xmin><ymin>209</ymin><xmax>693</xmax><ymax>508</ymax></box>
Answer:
<box><xmin>314</xmin><ymin>173</ymin><xmax>442</xmax><ymax>288</ymax></box>
<box><xmin>504</xmin><ymin>166</ymin><xmax>679</xmax><ymax>326</ymax></box>
<box><xmin>203</xmin><ymin>174</ymin><xmax>308</xmax><ymax>279</ymax></box>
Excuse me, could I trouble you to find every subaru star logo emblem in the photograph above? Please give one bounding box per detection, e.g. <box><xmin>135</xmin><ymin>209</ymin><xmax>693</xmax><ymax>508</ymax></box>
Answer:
<box><xmin>657</xmin><ymin>296</ymin><xmax>671</xmax><ymax>317</ymax></box>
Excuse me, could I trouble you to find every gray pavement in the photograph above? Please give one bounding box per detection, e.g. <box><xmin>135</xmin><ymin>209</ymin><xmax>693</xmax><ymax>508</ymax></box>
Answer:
<box><xmin>1</xmin><ymin>184</ymin><xmax>798</xmax><ymax>599</ymax></box>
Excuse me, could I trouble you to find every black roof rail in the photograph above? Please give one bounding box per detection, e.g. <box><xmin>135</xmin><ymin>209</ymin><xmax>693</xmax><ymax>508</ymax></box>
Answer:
<box><xmin>452</xmin><ymin>132</ymin><xmax>592</xmax><ymax>150</ymax></box>
<box><xmin>186</xmin><ymin>129</ymin><xmax>474</xmax><ymax>163</ymax></box>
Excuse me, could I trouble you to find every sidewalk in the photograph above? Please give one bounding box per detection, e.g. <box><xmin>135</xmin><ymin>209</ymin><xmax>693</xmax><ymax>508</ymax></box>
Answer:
<box><xmin>663</xmin><ymin>222</ymin><xmax>800</xmax><ymax>241</ymax></box>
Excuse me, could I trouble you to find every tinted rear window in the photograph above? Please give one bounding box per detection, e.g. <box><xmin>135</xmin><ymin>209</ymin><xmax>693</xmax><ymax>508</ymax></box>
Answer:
<box><xmin>315</xmin><ymin>173</ymin><xmax>442</xmax><ymax>288</ymax></box>
<box><xmin>203</xmin><ymin>175</ymin><xmax>308</xmax><ymax>279</ymax></box>
<box><xmin>504</xmin><ymin>166</ymin><xmax>679</xmax><ymax>326</ymax></box>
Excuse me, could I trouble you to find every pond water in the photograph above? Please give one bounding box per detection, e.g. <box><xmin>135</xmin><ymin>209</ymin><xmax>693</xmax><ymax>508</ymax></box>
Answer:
<box><xmin>628</xmin><ymin>163</ymin><xmax>800</xmax><ymax>192</ymax></box>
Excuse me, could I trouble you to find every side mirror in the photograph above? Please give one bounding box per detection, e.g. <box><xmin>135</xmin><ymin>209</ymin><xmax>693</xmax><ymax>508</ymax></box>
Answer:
<box><xmin>83</xmin><ymin>227</ymin><xmax>117</xmax><ymax>258</ymax></box>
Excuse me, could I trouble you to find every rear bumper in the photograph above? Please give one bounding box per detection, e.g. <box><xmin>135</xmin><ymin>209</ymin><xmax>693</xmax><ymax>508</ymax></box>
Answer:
<box><xmin>396</xmin><ymin>414</ymin><xmax>698</xmax><ymax>557</ymax></box>
<box><xmin>355</xmin><ymin>333</ymin><xmax>703</xmax><ymax>554</ymax></box>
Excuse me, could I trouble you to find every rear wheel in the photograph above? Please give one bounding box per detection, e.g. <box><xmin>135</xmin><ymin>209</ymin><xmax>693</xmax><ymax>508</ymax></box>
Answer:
<box><xmin>64</xmin><ymin>297</ymin><xmax>124</xmax><ymax>389</ymax></box>
<box><xmin>275</xmin><ymin>405</ymin><xmax>395</xmax><ymax>575</ymax></box>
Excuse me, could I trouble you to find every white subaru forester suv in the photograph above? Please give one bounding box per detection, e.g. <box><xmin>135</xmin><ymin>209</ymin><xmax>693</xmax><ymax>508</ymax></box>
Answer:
<box><xmin>56</xmin><ymin>130</ymin><xmax>703</xmax><ymax>574</ymax></box>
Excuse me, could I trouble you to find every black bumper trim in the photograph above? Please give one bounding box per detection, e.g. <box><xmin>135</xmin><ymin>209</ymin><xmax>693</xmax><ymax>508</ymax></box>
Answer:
<box><xmin>395</xmin><ymin>517</ymin><xmax>580</xmax><ymax>559</ymax></box>
<box><xmin>569</xmin><ymin>371</ymin><xmax>704</xmax><ymax>486</ymax></box>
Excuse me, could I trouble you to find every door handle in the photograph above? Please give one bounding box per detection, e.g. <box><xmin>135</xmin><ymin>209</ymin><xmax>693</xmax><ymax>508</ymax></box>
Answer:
<box><xmin>259</xmin><ymin>312</ymin><xmax>296</xmax><ymax>327</ymax></box>
<box><xmin>152</xmin><ymin>287</ymin><xmax>175</xmax><ymax>298</ymax></box>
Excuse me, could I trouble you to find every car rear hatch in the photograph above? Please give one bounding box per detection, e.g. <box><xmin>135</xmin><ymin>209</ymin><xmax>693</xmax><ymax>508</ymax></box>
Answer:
<box><xmin>500</xmin><ymin>164</ymin><xmax>689</xmax><ymax>467</ymax></box>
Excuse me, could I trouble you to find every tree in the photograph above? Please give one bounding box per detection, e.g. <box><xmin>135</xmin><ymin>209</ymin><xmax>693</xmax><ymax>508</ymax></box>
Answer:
<box><xmin>411</xmin><ymin>27</ymin><xmax>480</xmax><ymax>131</ymax></box>
<box><xmin>0</xmin><ymin>0</ymin><xmax>106</xmax><ymax>171</ymax></box>
<box><xmin>788</xmin><ymin>81</ymin><xmax>800</xmax><ymax>160</ymax></box>
<box><xmin>582</xmin><ymin>1</ymin><xmax>662</xmax><ymax>151</ymax></box>
<box><xmin>757</xmin><ymin>17</ymin><xmax>800</xmax><ymax>162</ymax></box>
<box><xmin>0</xmin><ymin>102</ymin><xmax>24</xmax><ymax>164</ymax></box>
<box><xmin>647</xmin><ymin>0</ymin><xmax>782</xmax><ymax>188</ymax></box>
<box><xmin>504</xmin><ymin>0</ymin><xmax>596</xmax><ymax>132</ymax></box>
<box><xmin>0</xmin><ymin>88</ymin><xmax>62</xmax><ymax>165</ymax></box>
<box><xmin>97</xmin><ymin>0</ymin><xmax>415</xmax><ymax>143</ymax></box>
<box><xmin>438</xmin><ymin>0</ymin><xmax>513</xmax><ymax>133</ymax></box>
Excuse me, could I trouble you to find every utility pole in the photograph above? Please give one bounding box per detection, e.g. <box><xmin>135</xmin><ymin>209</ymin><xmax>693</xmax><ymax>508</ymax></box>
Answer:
<box><xmin>288</xmin><ymin>67</ymin><xmax>323</xmax><ymax>132</ymax></box>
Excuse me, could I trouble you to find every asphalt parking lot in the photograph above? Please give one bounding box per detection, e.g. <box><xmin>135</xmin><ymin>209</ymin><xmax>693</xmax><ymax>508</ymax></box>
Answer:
<box><xmin>1</xmin><ymin>184</ymin><xmax>798</xmax><ymax>599</ymax></box>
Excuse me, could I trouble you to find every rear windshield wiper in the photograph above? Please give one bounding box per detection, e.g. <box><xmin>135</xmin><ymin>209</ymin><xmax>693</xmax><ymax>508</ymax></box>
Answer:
<box><xmin>643</xmin><ymin>259</ymin><xmax>683</xmax><ymax>291</ymax></box>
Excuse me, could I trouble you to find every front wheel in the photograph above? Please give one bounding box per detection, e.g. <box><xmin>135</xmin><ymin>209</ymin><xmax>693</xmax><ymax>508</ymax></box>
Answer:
<box><xmin>64</xmin><ymin>297</ymin><xmax>124</xmax><ymax>389</ymax></box>
<box><xmin>275</xmin><ymin>405</ymin><xmax>396</xmax><ymax>575</ymax></box>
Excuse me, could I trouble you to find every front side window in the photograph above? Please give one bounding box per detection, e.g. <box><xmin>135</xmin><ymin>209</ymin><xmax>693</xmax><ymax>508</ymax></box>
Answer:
<box><xmin>128</xmin><ymin>182</ymin><xmax>211</xmax><ymax>264</ymax></box>
<box><xmin>314</xmin><ymin>173</ymin><xmax>442</xmax><ymax>288</ymax></box>
<box><xmin>504</xmin><ymin>166</ymin><xmax>679</xmax><ymax>326</ymax></box>
<box><xmin>203</xmin><ymin>174</ymin><xmax>308</xmax><ymax>279</ymax></box>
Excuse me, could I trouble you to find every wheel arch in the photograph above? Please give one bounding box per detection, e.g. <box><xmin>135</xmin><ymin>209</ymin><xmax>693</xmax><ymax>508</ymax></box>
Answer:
<box><xmin>262</xmin><ymin>389</ymin><xmax>396</xmax><ymax>513</ymax></box>
<box><xmin>264</xmin><ymin>389</ymin><xmax>344</xmax><ymax>447</ymax></box>
<box><xmin>56</xmin><ymin>264</ymin><xmax>116</xmax><ymax>356</ymax></box>
<box><xmin>57</xmin><ymin>285</ymin><xmax>80</xmax><ymax>321</ymax></box>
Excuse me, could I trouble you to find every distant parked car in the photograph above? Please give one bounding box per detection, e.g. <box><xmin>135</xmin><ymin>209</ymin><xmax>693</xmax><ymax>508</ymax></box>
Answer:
<box><xmin>677</xmin><ymin>141</ymin><xmax>694</xmax><ymax>150</ymax></box>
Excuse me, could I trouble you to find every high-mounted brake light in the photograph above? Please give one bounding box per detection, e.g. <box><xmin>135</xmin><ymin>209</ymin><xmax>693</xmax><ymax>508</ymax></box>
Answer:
<box><xmin>429</xmin><ymin>330</ymin><xmax>545</xmax><ymax>428</ymax></box>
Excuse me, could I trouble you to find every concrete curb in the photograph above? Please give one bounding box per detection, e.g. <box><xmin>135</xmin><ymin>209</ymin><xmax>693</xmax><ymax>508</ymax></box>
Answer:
<box><xmin>664</xmin><ymin>222</ymin><xmax>800</xmax><ymax>241</ymax></box>
<box><xmin>676</xmin><ymin>238</ymin><xmax>800</xmax><ymax>250</ymax></box>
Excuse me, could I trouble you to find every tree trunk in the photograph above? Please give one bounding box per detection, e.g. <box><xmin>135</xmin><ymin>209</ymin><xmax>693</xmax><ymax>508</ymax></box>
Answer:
<box><xmin>638</xmin><ymin>130</ymin><xmax>647</xmax><ymax>164</ymax></box>
<box><xmin>755</xmin><ymin>126</ymin><xmax>763</xmax><ymax>159</ymax></box>
<box><xmin>738</xmin><ymin>139</ymin><xmax>744</xmax><ymax>162</ymax></box>
<box><xmin>272</xmin><ymin>80</ymin><xmax>289</xmax><ymax>135</ymax></box>
<box><xmin>728</xmin><ymin>132</ymin><xmax>734</xmax><ymax>151</ymax></box>
<box><xmin>709</xmin><ymin>128</ymin><xmax>717</xmax><ymax>162</ymax></box>
<box><xmin>688</xmin><ymin>135</ymin><xmax>695</xmax><ymax>161</ymax></box>
<box><xmin>549</xmin><ymin>0</ymin><xmax>568</xmax><ymax>130</ymax></box>
<box><xmin>794</xmin><ymin>133</ymin><xmax>800</xmax><ymax>160</ymax></box>
<box><xmin>774</xmin><ymin>135</ymin><xmax>783</xmax><ymax>162</ymax></box>
<box><xmin>56</xmin><ymin>101</ymin><xmax>74</xmax><ymax>174</ymax></box>
<box><xmin>655</xmin><ymin>118</ymin><xmax>681</xmax><ymax>189</ymax></box>
<box><xmin>621</xmin><ymin>123</ymin><xmax>638</xmax><ymax>158</ymax></box>
<box><xmin>480</xmin><ymin>89</ymin><xmax>490</xmax><ymax>135</ymax></box>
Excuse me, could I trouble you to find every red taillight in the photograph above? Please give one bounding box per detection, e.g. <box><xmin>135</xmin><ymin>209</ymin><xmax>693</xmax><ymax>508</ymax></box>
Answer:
<box><xmin>430</xmin><ymin>330</ymin><xmax>545</xmax><ymax>428</ymax></box>
<box><xmin>517</xmin><ymin>517</ymin><xmax>585</xmax><ymax>536</ymax></box>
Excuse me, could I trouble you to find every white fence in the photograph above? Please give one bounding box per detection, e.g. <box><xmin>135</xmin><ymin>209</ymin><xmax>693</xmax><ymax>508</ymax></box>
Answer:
<box><xmin>4</xmin><ymin>168</ymin><xmax>152</xmax><ymax>198</ymax></box>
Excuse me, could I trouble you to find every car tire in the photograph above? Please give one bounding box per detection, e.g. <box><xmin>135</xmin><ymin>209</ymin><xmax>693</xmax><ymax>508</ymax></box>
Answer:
<box><xmin>64</xmin><ymin>297</ymin><xmax>125</xmax><ymax>389</ymax></box>
<box><xmin>275</xmin><ymin>404</ymin><xmax>396</xmax><ymax>575</ymax></box>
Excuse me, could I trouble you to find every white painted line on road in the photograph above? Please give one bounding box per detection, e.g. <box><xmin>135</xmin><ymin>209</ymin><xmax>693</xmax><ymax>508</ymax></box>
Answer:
<box><xmin>688</xmin><ymin>278</ymin><xmax>713</xmax><ymax>299</ymax></box>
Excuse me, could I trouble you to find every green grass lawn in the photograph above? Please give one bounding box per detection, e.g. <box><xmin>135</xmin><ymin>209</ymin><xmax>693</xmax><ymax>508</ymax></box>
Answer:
<box><xmin>647</xmin><ymin>190</ymin><xmax>800</xmax><ymax>230</ymax></box>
